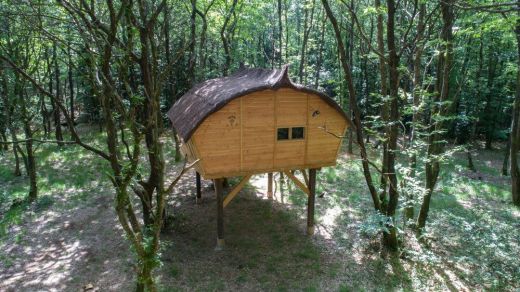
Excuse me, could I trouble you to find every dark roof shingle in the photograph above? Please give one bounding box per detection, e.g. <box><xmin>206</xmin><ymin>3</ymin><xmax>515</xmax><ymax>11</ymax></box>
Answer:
<box><xmin>167</xmin><ymin>65</ymin><xmax>348</xmax><ymax>141</ymax></box>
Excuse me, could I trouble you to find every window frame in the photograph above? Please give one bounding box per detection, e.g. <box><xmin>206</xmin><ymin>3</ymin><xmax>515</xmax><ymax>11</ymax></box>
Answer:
<box><xmin>276</xmin><ymin>126</ymin><xmax>306</xmax><ymax>142</ymax></box>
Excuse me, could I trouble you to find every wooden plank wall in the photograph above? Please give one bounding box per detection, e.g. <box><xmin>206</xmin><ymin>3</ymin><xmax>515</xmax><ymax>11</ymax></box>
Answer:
<box><xmin>192</xmin><ymin>99</ymin><xmax>241</xmax><ymax>175</ymax></box>
<box><xmin>274</xmin><ymin>88</ymin><xmax>307</xmax><ymax>168</ymax></box>
<box><xmin>190</xmin><ymin>88</ymin><xmax>348</xmax><ymax>178</ymax></box>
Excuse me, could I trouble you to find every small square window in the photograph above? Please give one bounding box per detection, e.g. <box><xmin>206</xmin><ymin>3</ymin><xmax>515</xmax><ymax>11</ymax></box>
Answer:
<box><xmin>291</xmin><ymin>127</ymin><xmax>304</xmax><ymax>139</ymax></box>
<box><xmin>277</xmin><ymin>128</ymin><xmax>289</xmax><ymax>140</ymax></box>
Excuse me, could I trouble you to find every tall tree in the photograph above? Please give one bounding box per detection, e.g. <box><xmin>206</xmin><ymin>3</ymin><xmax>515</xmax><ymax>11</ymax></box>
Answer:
<box><xmin>511</xmin><ymin>0</ymin><xmax>520</xmax><ymax>206</ymax></box>
<box><xmin>417</xmin><ymin>0</ymin><xmax>456</xmax><ymax>229</ymax></box>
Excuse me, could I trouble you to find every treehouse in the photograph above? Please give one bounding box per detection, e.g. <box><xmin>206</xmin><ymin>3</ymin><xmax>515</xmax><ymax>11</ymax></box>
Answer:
<box><xmin>167</xmin><ymin>65</ymin><xmax>351</xmax><ymax>249</ymax></box>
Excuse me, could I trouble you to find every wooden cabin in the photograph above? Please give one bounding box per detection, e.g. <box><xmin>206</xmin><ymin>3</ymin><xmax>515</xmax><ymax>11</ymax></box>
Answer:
<box><xmin>167</xmin><ymin>65</ymin><xmax>351</xmax><ymax>249</ymax></box>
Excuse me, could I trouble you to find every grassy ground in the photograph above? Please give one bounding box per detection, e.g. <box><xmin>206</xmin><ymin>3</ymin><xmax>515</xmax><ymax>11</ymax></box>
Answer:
<box><xmin>0</xmin><ymin>130</ymin><xmax>518</xmax><ymax>291</ymax></box>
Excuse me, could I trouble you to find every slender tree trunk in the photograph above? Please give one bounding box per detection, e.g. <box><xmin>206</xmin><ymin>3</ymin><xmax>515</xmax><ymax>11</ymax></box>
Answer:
<box><xmin>188</xmin><ymin>0</ymin><xmax>197</xmax><ymax>85</ymax></box>
<box><xmin>220</xmin><ymin>0</ymin><xmax>238</xmax><ymax>76</ymax></box>
<box><xmin>284</xmin><ymin>0</ymin><xmax>289</xmax><ymax>61</ymax></box>
<box><xmin>278</xmin><ymin>0</ymin><xmax>283</xmax><ymax>67</ymax></box>
<box><xmin>510</xmin><ymin>3</ymin><xmax>520</xmax><ymax>206</ymax></box>
<box><xmin>163</xmin><ymin>4</ymin><xmax>182</xmax><ymax>162</ymax></box>
<box><xmin>375</xmin><ymin>0</ymin><xmax>389</xmax><ymax>199</ymax></box>
<box><xmin>484</xmin><ymin>46</ymin><xmax>498</xmax><ymax>150</ymax></box>
<box><xmin>322</xmin><ymin>0</ymin><xmax>381</xmax><ymax>211</ymax></box>
<box><xmin>503</xmin><ymin>132</ymin><xmax>511</xmax><ymax>176</ymax></box>
<box><xmin>19</xmin><ymin>89</ymin><xmax>37</xmax><ymax>201</ymax></box>
<box><xmin>68</xmin><ymin>43</ymin><xmax>74</xmax><ymax>123</ymax></box>
<box><xmin>52</xmin><ymin>42</ymin><xmax>64</xmax><ymax>146</ymax></box>
<box><xmin>0</xmin><ymin>129</ymin><xmax>7</xmax><ymax>151</ymax></box>
<box><xmin>346</xmin><ymin>1</ymin><xmax>354</xmax><ymax>155</ymax></box>
<box><xmin>466</xmin><ymin>36</ymin><xmax>484</xmax><ymax>172</ymax></box>
<box><xmin>299</xmin><ymin>0</ymin><xmax>315</xmax><ymax>84</ymax></box>
<box><xmin>417</xmin><ymin>0</ymin><xmax>455</xmax><ymax>229</ymax></box>
<box><xmin>382</xmin><ymin>0</ymin><xmax>400</xmax><ymax>250</ymax></box>
<box><xmin>406</xmin><ymin>3</ymin><xmax>426</xmax><ymax>220</ymax></box>
<box><xmin>195</xmin><ymin>1</ymin><xmax>214</xmax><ymax>70</ymax></box>
<box><xmin>0</xmin><ymin>69</ymin><xmax>21</xmax><ymax>176</ymax></box>
<box><xmin>314</xmin><ymin>14</ymin><xmax>326</xmax><ymax>88</ymax></box>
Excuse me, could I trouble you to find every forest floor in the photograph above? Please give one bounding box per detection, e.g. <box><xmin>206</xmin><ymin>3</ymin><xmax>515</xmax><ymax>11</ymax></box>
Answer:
<box><xmin>0</xmin><ymin>128</ymin><xmax>519</xmax><ymax>291</ymax></box>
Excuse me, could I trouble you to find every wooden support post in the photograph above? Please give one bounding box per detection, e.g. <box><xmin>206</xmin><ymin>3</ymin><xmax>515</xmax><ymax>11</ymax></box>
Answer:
<box><xmin>215</xmin><ymin>178</ymin><xmax>225</xmax><ymax>250</ymax></box>
<box><xmin>307</xmin><ymin>169</ymin><xmax>316</xmax><ymax>236</ymax></box>
<box><xmin>267</xmin><ymin>172</ymin><xmax>273</xmax><ymax>199</ymax></box>
<box><xmin>196</xmin><ymin>172</ymin><xmax>202</xmax><ymax>204</ymax></box>
<box><xmin>223</xmin><ymin>178</ymin><xmax>229</xmax><ymax>188</ymax></box>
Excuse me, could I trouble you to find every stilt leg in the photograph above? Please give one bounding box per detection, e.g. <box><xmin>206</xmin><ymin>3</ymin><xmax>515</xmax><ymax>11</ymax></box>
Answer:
<box><xmin>307</xmin><ymin>169</ymin><xmax>316</xmax><ymax>236</ymax></box>
<box><xmin>267</xmin><ymin>172</ymin><xmax>273</xmax><ymax>199</ymax></box>
<box><xmin>222</xmin><ymin>178</ymin><xmax>229</xmax><ymax>189</ymax></box>
<box><xmin>196</xmin><ymin>172</ymin><xmax>202</xmax><ymax>204</ymax></box>
<box><xmin>215</xmin><ymin>178</ymin><xmax>225</xmax><ymax>250</ymax></box>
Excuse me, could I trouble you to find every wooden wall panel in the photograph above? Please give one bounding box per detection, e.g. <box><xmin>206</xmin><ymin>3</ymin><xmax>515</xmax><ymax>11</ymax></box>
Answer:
<box><xmin>193</xmin><ymin>99</ymin><xmax>241</xmax><ymax>176</ymax></box>
<box><xmin>275</xmin><ymin>88</ymin><xmax>308</xmax><ymax>126</ymax></box>
<box><xmin>306</xmin><ymin>94</ymin><xmax>348</xmax><ymax>165</ymax></box>
<box><xmin>274</xmin><ymin>89</ymin><xmax>307</xmax><ymax>168</ymax></box>
<box><xmin>242</xmin><ymin>91</ymin><xmax>275</xmax><ymax>171</ymax></box>
<box><xmin>274</xmin><ymin>140</ymin><xmax>306</xmax><ymax>168</ymax></box>
<box><xmin>190</xmin><ymin>89</ymin><xmax>348</xmax><ymax>179</ymax></box>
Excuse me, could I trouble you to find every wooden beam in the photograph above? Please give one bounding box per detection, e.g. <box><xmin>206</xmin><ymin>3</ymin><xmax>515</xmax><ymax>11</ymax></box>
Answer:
<box><xmin>300</xmin><ymin>169</ymin><xmax>309</xmax><ymax>188</ymax></box>
<box><xmin>215</xmin><ymin>178</ymin><xmax>225</xmax><ymax>250</ymax></box>
<box><xmin>283</xmin><ymin>171</ymin><xmax>310</xmax><ymax>195</ymax></box>
<box><xmin>196</xmin><ymin>171</ymin><xmax>202</xmax><ymax>203</ymax></box>
<box><xmin>267</xmin><ymin>172</ymin><xmax>273</xmax><ymax>199</ymax></box>
<box><xmin>223</xmin><ymin>174</ymin><xmax>252</xmax><ymax>208</ymax></box>
<box><xmin>307</xmin><ymin>168</ymin><xmax>316</xmax><ymax>236</ymax></box>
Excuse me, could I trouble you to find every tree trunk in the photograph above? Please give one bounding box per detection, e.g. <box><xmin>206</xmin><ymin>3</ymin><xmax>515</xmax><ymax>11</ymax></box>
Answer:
<box><xmin>68</xmin><ymin>42</ymin><xmax>74</xmax><ymax>123</ymax></box>
<box><xmin>484</xmin><ymin>45</ymin><xmax>498</xmax><ymax>150</ymax></box>
<box><xmin>277</xmin><ymin>0</ymin><xmax>283</xmax><ymax>67</ymax></box>
<box><xmin>20</xmin><ymin>90</ymin><xmax>37</xmax><ymax>201</ymax></box>
<box><xmin>298</xmin><ymin>0</ymin><xmax>315</xmax><ymax>84</ymax></box>
<box><xmin>284</xmin><ymin>0</ymin><xmax>289</xmax><ymax>61</ymax></box>
<box><xmin>53</xmin><ymin>42</ymin><xmax>64</xmax><ymax>146</ymax></box>
<box><xmin>322</xmin><ymin>0</ymin><xmax>381</xmax><ymax>211</ymax></box>
<box><xmin>136</xmin><ymin>255</ymin><xmax>156</xmax><ymax>292</ymax></box>
<box><xmin>406</xmin><ymin>3</ymin><xmax>426</xmax><ymax>220</ymax></box>
<box><xmin>188</xmin><ymin>0</ymin><xmax>197</xmax><ymax>85</ymax></box>
<box><xmin>220</xmin><ymin>0</ymin><xmax>238</xmax><ymax>76</ymax></box>
<box><xmin>511</xmin><ymin>3</ymin><xmax>520</xmax><ymax>206</ymax></box>
<box><xmin>375</xmin><ymin>0</ymin><xmax>389</xmax><ymax>199</ymax></box>
<box><xmin>502</xmin><ymin>132</ymin><xmax>511</xmax><ymax>176</ymax></box>
<box><xmin>417</xmin><ymin>0</ymin><xmax>455</xmax><ymax>229</ymax></box>
<box><xmin>383</xmin><ymin>0</ymin><xmax>400</xmax><ymax>251</ymax></box>
<box><xmin>0</xmin><ymin>129</ymin><xmax>8</xmax><ymax>151</ymax></box>
<box><xmin>0</xmin><ymin>69</ymin><xmax>21</xmax><ymax>176</ymax></box>
<box><xmin>314</xmin><ymin>14</ymin><xmax>326</xmax><ymax>88</ymax></box>
<box><xmin>163</xmin><ymin>4</ymin><xmax>182</xmax><ymax>163</ymax></box>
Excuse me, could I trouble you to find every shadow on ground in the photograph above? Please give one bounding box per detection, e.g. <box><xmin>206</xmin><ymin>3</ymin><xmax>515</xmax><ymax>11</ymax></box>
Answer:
<box><xmin>158</xmin><ymin>170</ymin><xmax>412</xmax><ymax>291</ymax></box>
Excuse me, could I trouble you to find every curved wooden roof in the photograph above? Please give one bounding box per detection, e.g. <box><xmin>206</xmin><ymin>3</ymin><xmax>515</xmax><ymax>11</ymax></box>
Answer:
<box><xmin>167</xmin><ymin>65</ymin><xmax>349</xmax><ymax>141</ymax></box>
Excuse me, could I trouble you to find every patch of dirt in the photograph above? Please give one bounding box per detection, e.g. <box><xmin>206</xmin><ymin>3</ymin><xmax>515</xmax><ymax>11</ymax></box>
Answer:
<box><xmin>0</xmin><ymin>192</ymin><xmax>134</xmax><ymax>292</ymax></box>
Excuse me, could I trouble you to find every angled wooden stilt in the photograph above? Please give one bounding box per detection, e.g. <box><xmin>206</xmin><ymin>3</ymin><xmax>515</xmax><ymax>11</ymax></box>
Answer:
<box><xmin>307</xmin><ymin>169</ymin><xmax>316</xmax><ymax>236</ymax></box>
<box><xmin>196</xmin><ymin>172</ymin><xmax>202</xmax><ymax>204</ymax></box>
<box><xmin>267</xmin><ymin>172</ymin><xmax>273</xmax><ymax>199</ymax></box>
<box><xmin>300</xmin><ymin>169</ymin><xmax>309</xmax><ymax>188</ymax></box>
<box><xmin>223</xmin><ymin>174</ymin><xmax>252</xmax><ymax>208</ymax></box>
<box><xmin>215</xmin><ymin>178</ymin><xmax>225</xmax><ymax>250</ymax></box>
<box><xmin>283</xmin><ymin>170</ymin><xmax>310</xmax><ymax>195</ymax></box>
